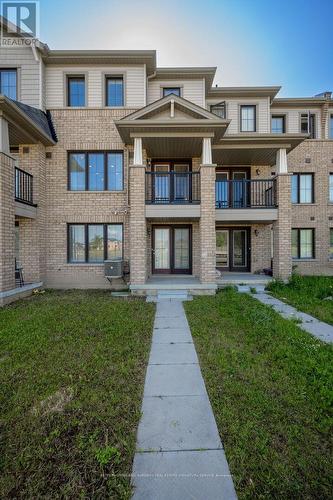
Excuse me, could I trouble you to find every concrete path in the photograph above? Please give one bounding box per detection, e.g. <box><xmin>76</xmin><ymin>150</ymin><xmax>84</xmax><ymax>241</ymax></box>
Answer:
<box><xmin>238</xmin><ymin>286</ymin><xmax>333</xmax><ymax>344</ymax></box>
<box><xmin>132</xmin><ymin>299</ymin><xmax>237</xmax><ymax>500</ymax></box>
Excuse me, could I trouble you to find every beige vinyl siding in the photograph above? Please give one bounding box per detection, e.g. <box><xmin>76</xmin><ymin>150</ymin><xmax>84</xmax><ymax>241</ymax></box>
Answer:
<box><xmin>0</xmin><ymin>47</ymin><xmax>41</xmax><ymax>108</ymax></box>
<box><xmin>271</xmin><ymin>108</ymin><xmax>322</xmax><ymax>138</ymax></box>
<box><xmin>147</xmin><ymin>78</ymin><xmax>205</xmax><ymax>107</ymax></box>
<box><xmin>45</xmin><ymin>65</ymin><xmax>146</xmax><ymax>108</ymax></box>
<box><xmin>225</xmin><ymin>98</ymin><xmax>270</xmax><ymax>134</ymax></box>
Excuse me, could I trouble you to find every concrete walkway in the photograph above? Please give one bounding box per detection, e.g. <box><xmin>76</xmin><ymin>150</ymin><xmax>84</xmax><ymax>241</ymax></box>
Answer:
<box><xmin>132</xmin><ymin>299</ymin><xmax>237</xmax><ymax>500</ymax></box>
<box><xmin>238</xmin><ymin>286</ymin><xmax>333</xmax><ymax>344</ymax></box>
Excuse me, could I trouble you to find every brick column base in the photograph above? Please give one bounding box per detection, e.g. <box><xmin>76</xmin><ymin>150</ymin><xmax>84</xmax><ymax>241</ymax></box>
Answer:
<box><xmin>0</xmin><ymin>152</ymin><xmax>15</xmax><ymax>292</ymax></box>
<box><xmin>129</xmin><ymin>165</ymin><xmax>147</xmax><ymax>285</ymax></box>
<box><xmin>273</xmin><ymin>173</ymin><xmax>292</xmax><ymax>280</ymax></box>
<box><xmin>199</xmin><ymin>164</ymin><xmax>216</xmax><ymax>284</ymax></box>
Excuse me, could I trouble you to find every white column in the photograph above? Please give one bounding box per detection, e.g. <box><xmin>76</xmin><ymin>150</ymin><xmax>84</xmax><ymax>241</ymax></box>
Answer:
<box><xmin>202</xmin><ymin>137</ymin><xmax>212</xmax><ymax>165</ymax></box>
<box><xmin>275</xmin><ymin>148</ymin><xmax>288</xmax><ymax>174</ymax></box>
<box><xmin>133</xmin><ymin>137</ymin><xmax>143</xmax><ymax>165</ymax></box>
<box><xmin>0</xmin><ymin>117</ymin><xmax>10</xmax><ymax>154</ymax></box>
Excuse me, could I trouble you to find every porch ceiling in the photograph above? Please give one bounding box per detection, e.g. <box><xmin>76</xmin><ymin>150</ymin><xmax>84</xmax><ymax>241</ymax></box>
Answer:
<box><xmin>212</xmin><ymin>134</ymin><xmax>308</xmax><ymax>166</ymax></box>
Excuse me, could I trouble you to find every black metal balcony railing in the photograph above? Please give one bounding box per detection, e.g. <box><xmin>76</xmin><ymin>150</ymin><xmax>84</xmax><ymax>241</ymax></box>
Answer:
<box><xmin>15</xmin><ymin>167</ymin><xmax>34</xmax><ymax>205</ymax></box>
<box><xmin>145</xmin><ymin>171</ymin><xmax>200</xmax><ymax>204</ymax></box>
<box><xmin>215</xmin><ymin>179</ymin><xmax>277</xmax><ymax>209</ymax></box>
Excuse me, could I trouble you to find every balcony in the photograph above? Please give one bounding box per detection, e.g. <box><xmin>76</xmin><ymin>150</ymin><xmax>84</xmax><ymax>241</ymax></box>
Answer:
<box><xmin>15</xmin><ymin>167</ymin><xmax>37</xmax><ymax>218</ymax></box>
<box><xmin>145</xmin><ymin>171</ymin><xmax>200</xmax><ymax>218</ymax></box>
<box><xmin>215</xmin><ymin>178</ymin><xmax>278</xmax><ymax>223</ymax></box>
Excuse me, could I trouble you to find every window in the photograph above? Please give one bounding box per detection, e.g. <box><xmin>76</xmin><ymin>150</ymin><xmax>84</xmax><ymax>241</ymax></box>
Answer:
<box><xmin>291</xmin><ymin>229</ymin><xmax>315</xmax><ymax>259</ymax></box>
<box><xmin>330</xmin><ymin>114</ymin><xmax>333</xmax><ymax>139</ymax></box>
<box><xmin>300</xmin><ymin>113</ymin><xmax>316</xmax><ymax>138</ymax></box>
<box><xmin>210</xmin><ymin>102</ymin><xmax>226</xmax><ymax>118</ymax></box>
<box><xmin>106</xmin><ymin>77</ymin><xmax>124</xmax><ymax>106</ymax></box>
<box><xmin>68</xmin><ymin>152</ymin><xmax>123</xmax><ymax>191</ymax></box>
<box><xmin>0</xmin><ymin>69</ymin><xmax>17</xmax><ymax>99</ymax></box>
<box><xmin>329</xmin><ymin>174</ymin><xmax>333</xmax><ymax>202</ymax></box>
<box><xmin>162</xmin><ymin>87</ymin><xmax>181</xmax><ymax>97</ymax></box>
<box><xmin>67</xmin><ymin>76</ymin><xmax>85</xmax><ymax>106</ymax></box>
<box><xmin>330</xmin><ymin>229</ymin><xmax>333</xmax><ymax>259</ymax></box>
<box><xmin>68</xmin><ymin>224</ymin><xmax>123</xmax><ymax>263</ymax></box>
<box><xmin>291</xmin><ymin>173</ymin><xmax>314</xmax><ymax>203</ymax></box>
<box><xmin>240</xmin><ymin>105</ymin><xmax>256</xmax><ymax>132</ymax></box>
<box><xmin>271</xmin><ymin>115</ymin><xmax>285</xmax><ymax>133</ymax></box>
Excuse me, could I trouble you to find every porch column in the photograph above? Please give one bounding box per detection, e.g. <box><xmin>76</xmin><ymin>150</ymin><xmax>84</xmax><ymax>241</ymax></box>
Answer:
<box><xmin>200</xmin><ymin>137</ymin><xmax>216</xmax><ymax>284</ymax></box>
<box><xmin>129</xmin><ymin>137</ymin><xmax>147</xmax><ymax>286</ymax></box>
<box><xmin>273</xmin><ymin>148</ymin><xmax>292</xmax><ymax>280</ymax></box>
<box><xmin>0</xmin><ymin>117</ymin><xmax>15</xmax><ymax>295</ymax></box>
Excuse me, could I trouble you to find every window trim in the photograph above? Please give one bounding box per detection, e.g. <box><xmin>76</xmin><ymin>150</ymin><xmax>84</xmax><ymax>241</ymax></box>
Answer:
<box><xmin>330</xmin><ymin>228</ymin><xmax>333</xmax><ymax>260</ymax></box>
<box><xmin>329</xmin><ymin>173</ymin><xmax>333</xmax><ymax>203</ymax></box>
<box><xmin>162</xmin><ymin>87</ymin><xmax>182</xmax><ymax>98</ymax></box>
<box><xmin>68</xmin><ymin>150</ymin><xmax>124</xmax><ymax>192</ymax></box>
<box><xmin>105</xmin><ymin>75</ymin><xmax>125</xmax><ymax>107</ymax></box>
<box><xmin>159</xmin><ymin>84</ymin><xmax>183</xmax><ymax>98</ymax></box>
<box><xmin>67</xmin><ymin>75</ymin><xmax>86</xmax><ymax>107</ymax></box>
<box><xmin>64</xmin><ymin>72</ymin><xmax>88</xmax><ymax>107</ymax></box>
<box><xmin>329</xmin><ymin>113</ymin><xmax>333</xmax><ymax>140</ymax></box>
<box><xmin>67</xmin><ymin>223</ymin><xmax>124</xmax><ymax>264</ymax></box>
<box><xmin>299</xmin><ymin>112</ymin><xmax>317</xmax><ymax>139</ymax></box>
<box><xmin>210</xmin><ymin>101</ymin><xmax>227</xmax><ymax>118</ymax></box>
<box><xmin>271</xmin><ymin>114</ymin><xmax>286</xmax><ymax>133</ymax></box>
<box><xmin>240</xmin><ymin>104</ymin><xmax>257</xmax><ymax>132</ymax></box>
<box><xmin>291</xmin><ymin>173</ymin><xmax>314</xmax><ymax>204</ymax></box>
<box><xmin>292</xmin><ymin>228</ymin><xmax>315</xmax><ymax>260</ymax></box>
<box><xmin>0</xmin><ymin>67</ymin><xmax>18</xmax><ymax>100</ymax></box>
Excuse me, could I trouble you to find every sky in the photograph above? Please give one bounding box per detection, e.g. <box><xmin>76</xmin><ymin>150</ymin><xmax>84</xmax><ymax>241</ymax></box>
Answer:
<box><xmin>37</xmin><ymin>0</ymin><xmax>332</xmax><ymax>97</ymax></box>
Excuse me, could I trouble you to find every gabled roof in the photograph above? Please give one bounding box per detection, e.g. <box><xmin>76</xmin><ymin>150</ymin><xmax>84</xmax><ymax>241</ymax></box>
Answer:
<box><xmin>0</xmin><ymin>96</ymin><xmax>57</xmax><ymax>145</ymax></box>
<box><xmin>121</xmin><ymin>93</ymin><xmax>227</xmax><ymax>121</ymax></box>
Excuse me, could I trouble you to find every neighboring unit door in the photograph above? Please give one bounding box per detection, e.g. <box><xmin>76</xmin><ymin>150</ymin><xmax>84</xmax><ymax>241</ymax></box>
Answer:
<box><xmin>216</xmin><ymin>227</ymin><xmax>250</xmax><ymax>272</ymax></box>
<box><xmin>152</xmin><ymin>226</ymin><xmax>191</xmax><ymax>274</ymax></box>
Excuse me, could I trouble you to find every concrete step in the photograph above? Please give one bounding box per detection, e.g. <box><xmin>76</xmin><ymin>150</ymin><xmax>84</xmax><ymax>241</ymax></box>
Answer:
<box><xmin>146</xmin><ymin>290</ymin><xmax>192</xmax><ymax>302</ymax></box>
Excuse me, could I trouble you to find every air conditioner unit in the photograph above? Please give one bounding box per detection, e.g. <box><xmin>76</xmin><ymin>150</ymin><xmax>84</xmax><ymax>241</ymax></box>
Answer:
<box><xmin>104</xmin><ymin>259</ymin><xmax>124</xmax><ymax>279</ymax></box>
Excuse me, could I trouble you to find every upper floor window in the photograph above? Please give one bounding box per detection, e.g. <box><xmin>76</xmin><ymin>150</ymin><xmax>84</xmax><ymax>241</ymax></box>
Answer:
<box><xmin>68</xmin><ymin>151</ymin><xmax>123</xmax><ymax>191</ymax></box>
<box><xmin>68</xmin><ymin>223</ymin><xmax>123</xmax><ymax>263</ymax></box>
<box><xmin>292</xmin><ymin>228</ymin><xmax>315</xmax><ymax>259</ymax></box>
<box><xmin>162</xmin><ymin>87</ymin><xmax>181</xmax><ymax>97</ymax></box>
<box><xmin>271</xmin><ymin>115</ymin><xmax>285</xmax><ymax>133</ymax></box>
<box><xmin>0</xmin><ymin>69</ymin><xmax>17</xmax><ymax>99</ymax></box>
<box><xmin>291</xmin><ymin>173</ymin><xmax>314</xmax><ymax>204</ymax></box>
<box><xmin>106</xmin><ymin>77</ymin><xmax>124</xmax><ymax>106</ymax></box>
<box><xmin>330</xmin><ymin>229</ymin><xmax>333</xmax><ymax>259</ymax></box>
<box><xmin>210</xmin><ymin>102</ymin><xmax>226</xmax><ymax>118</ymax></box>
<box><xmin>330</xmin><ymin>114</ymin><xmax>333</xmax><ymax>139</ymax></box>
<box><xmin>329</xmin><ymin>174</ymin><xmax>333</xmax><ymax>202</ymax></box>
<box><xmin>67</xmin><ymin>76</ymin><xmax>85</xmax><ymax>107</ymax></box>
<box><xmin>300</xmin><ymin>113</ymin><xmax>316</xmax><ymax>139</ymax></box>
<box><xmin>240</xmin><ymin>105</ymin><xmax>256</xmax><ymax>132</ymax></box>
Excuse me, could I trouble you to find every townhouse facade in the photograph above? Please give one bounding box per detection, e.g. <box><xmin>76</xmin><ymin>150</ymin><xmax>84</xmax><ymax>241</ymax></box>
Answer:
<box><xmin>0</xmin><ymin>31</ymin><xmax>333</xmax><ymax>304</ymax></box>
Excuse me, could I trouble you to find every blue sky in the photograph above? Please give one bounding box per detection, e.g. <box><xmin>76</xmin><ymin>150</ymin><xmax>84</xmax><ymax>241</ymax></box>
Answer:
<box><xmin>38</xmin><ymin>0</ymin><xmax>332</xmax><ymax>97</ymax></box>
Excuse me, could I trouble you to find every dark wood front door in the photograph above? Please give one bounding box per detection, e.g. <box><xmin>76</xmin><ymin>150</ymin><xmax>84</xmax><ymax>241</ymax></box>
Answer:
<box><xmin>152</xmin><ymin>225</ymin><xmax>192</xmax><ymax>274</ymax></box>
<box><xmin>216</xmin><ymin>227</ymin><xmax>251</xmax><ymax>272</ymax></box>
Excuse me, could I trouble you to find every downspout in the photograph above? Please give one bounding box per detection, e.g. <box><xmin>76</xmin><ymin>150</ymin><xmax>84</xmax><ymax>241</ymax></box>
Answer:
<box><xmin>32</xmin><ymin>45</ymin><xmax>43</xmax><ymax>110</ymax></box>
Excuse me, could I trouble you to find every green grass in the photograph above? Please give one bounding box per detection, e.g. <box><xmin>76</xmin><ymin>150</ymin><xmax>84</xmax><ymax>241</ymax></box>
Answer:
<box><xmin>184</xmin><ymin>288</ymin><xmax>333</xmax><ymax>499</ymax></box>
<box><xmin>267</xmin><ymin>274</ymin><xmax>333</xmax><ymax>325</ymax></box>
<box><xmin>0</xmin><ymin>290</ymin><xmax>155</xmax><ymax>499</ymax></box>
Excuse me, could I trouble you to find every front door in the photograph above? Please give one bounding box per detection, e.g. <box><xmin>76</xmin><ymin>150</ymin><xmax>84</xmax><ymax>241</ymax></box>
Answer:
<box><xmin>216</xmin><ymin>227</ymin><xmax>250</xmax><ymax>272</ymax></box>
<box><xmin>153</xmin><ymin>225</ymin><xmax>191</xmax><ymax>274</ymax></box>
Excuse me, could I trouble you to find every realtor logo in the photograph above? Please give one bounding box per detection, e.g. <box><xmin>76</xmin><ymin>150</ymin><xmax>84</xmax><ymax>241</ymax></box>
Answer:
<box><xmin>1</xmin><ymin>1</ymin><xmax>40</xmax><ymax>46</ymax></box>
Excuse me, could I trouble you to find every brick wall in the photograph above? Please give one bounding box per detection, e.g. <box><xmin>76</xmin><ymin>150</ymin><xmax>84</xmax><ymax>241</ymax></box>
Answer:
<box><xmin>0</xmin><ymin>152</ymin><xmax>15</xmax><ymax>292</ymax></box>
<box><xmin>200</xmin><ymin>164</ymin><xmax>216</xmax><ymax>283</ymax></box>
<box><xmin>288</xmin><ymin>140</ymin><xmax>333</xmax><ymax>275</ymax></box>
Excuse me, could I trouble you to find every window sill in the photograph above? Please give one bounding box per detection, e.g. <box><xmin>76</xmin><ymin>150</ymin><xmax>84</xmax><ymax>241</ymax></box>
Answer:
<box><xmin>67</xmin><ymin>190</ymin><xmax>125</xmax><ymax>194</ymax></box>
<box><xmin>292</xmin><ymin>259</ymin><xmax>316</xmax><ymax>262</ymax></box>
<box><xmin>65</xmin><ymin>263</ymin><xmax>104</xmax><ymax>267</ymax></box>
<box><xmin>292</xmin><ymin>203</ymin><xmax>317</xmax><ymax>206</ymax></box>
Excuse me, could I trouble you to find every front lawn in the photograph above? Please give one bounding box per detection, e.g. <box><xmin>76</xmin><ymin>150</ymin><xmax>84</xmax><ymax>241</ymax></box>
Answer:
<box><xmin>0</xmin><ymin>290</ymin><xmax>155</xmax><ymax>499</ymax></box>
<box><xmin>267</xmin><ymin>274</ymin><xmax>333</xmax><ymax>325</ymax></box>
<box><xmin>184</xmin><ymin>288</ymin><xmax>333</xmax><ymax>499</ymax></box>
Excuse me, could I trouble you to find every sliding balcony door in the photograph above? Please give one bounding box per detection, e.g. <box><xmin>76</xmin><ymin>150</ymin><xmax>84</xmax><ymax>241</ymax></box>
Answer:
<box><xmin>216</xmin><ymin>227</ymin><xmax>250</xmax><ymax>272</ymax></box>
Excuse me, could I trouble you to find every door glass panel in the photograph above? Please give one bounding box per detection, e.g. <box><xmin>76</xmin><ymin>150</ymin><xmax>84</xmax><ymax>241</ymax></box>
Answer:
<box><xmin>174</xmin><ymin>228</ymin><xmax>190</xmax><ymax>269</ymax></box>
<box><xmin>232</xmin><ymin>172</ymin><xmax>247</xmax><ymax>208</ymax></box>
<box><xmin>154</xmin><ymin>228</ymin><xmax>170</xmax><ymax>269</ymax></box>
<box><xmin>216</xmin><ymin>230</ymin><xmax>228</xmax><ymax>267</ymax></box>
<box><xmin>154</xmin><ymin>165</ymin><xmax>170</xmax><ymax>203</ymax></box>
<box><xmin>233</xmin><ymin>230</ymin><xmax>247</xmax><ymax>267</ymax></box>
<box><xmin>174</xmin><ymin>164</ymin><xmax>190</xmax><ymax>201</ymax></box>
<box><xmin>216</xmin><ymin>172</ymin><xmax>229</xmax><ymax>208</ymax></box>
